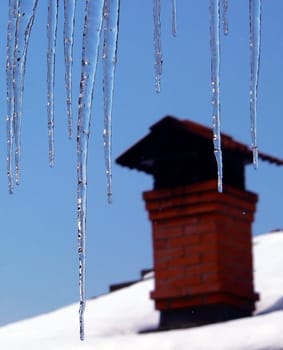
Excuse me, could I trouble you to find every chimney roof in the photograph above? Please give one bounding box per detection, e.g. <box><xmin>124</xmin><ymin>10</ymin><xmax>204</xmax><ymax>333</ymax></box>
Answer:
<box><xmin>116</xmin><ymin>116</ymin><xmax>283</xmax><ymax>189</ymax></box>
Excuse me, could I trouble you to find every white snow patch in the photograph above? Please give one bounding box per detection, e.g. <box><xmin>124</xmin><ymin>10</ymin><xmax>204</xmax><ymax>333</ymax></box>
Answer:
<box><xmin>1</xmin><ymin>231</ymin><xmax>283</xmax><ymax>350</ymax></box>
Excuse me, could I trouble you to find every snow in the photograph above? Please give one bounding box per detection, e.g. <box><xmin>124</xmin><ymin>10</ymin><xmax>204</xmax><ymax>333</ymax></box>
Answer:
<box><xmin>254</xmin><ymin>232</ymin><xmax>283</xmax><ymax>313</ymax></box>
<box><xmin>1</xmin><ymin>231</ymin><xmax>283</xmax><ymax>349</ymax></box>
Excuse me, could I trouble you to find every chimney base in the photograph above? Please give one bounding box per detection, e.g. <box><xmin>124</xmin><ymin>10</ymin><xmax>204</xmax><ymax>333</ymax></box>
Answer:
<box><xmin>159</xmin><ymin>303</ymin><xmax>252</xmax><ymax>330</ymax></box>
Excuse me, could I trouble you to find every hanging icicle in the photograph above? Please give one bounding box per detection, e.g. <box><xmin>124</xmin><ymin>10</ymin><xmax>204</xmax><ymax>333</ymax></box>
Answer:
<box><xmin>102</xmin><ymin>0</ymin><xmax>120</xmax><ymax>204</ymax></box>
<box><xmin>6</xmin><ymin>0</ymin><xmax>17</xmax><ymax>194</ymax></box>
<box><xmin>6</xmin><ymin>0</ymin><xmax>39</xmax><ymax>192</ymax></box>
<box><xmin>249</xmin><ymin>0</ymin><xmax>262</xmax><ymax>169</ymax></box>
<box><xmin>209</xmin><ymin>0</ymin><xmax>223</xmax><ymax>192</ymax></box>
<box><xmin>221</xmin><ymin>0</ymin><xmax>229</xmax><ymax>35</ymax></box>
<box><xmin>77</xmin><ymin>0</ymin><xmax>104</xmax><ymax>341</ymax></box>
<box><xmin>63</xmin><ymin>0</ymin><xmax>77</xmax><ymax>139</ymax></box>
<box><xmin>153</xmin><ymin>0</ymin><xmax>162</xmax><ymax>92</ymax></box>
<box><xmin>171</xmin><ymin>0</ymin><xmax>177</xmax><ymax>37</ymax></box>
<box><xmin>47</xmin><ymin>0</ymin><xmax>59</xmax><ymax>168</ymax></box>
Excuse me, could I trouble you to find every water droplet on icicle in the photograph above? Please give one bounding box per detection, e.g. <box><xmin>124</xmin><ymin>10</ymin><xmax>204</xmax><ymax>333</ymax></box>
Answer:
<box><xmin>47</xmin><ymin>0</ymin><xmax>59</xmax><ymax>168</ymax></box>
<box><xmin>153</xmin><ymin>0</ymin><xmax>162</xmax><ymax>93</ymax></box>
<box><xmin>221</xmin><ymin>0</ymin><xmax>229</xmax><ymax>35</ymax></box>
<box><xmin>63</xmin><ymin>0</ymin><xmax>77</xmax><ymax>139</ymax></box>
<box><xmin>209</xmin><ymin>0</ymin><xmax>223</xmax><ymax>192</ymax></box>
<box><xmin>77</xmin><ymin>0</ymin><xmax>104</xmax><ymax>341</ymax></box>
<box><xmin>249</xmin><ymin>0</ymin><xmax>262</xmax><ymax>169</ymax></box>
<box><xmin>102</xmin><ymin>0</ymin><xmax>120</xmax><ymax>204</ymax></box>
<box><xmin>171</xmin><ymin>0</ymin><xmax>177</xmax><ymax>37</ymax></box>
<box><xmin>6</xmin><ymin>0</ymin><xmax>38</xmax><ymax>192</ymax></box>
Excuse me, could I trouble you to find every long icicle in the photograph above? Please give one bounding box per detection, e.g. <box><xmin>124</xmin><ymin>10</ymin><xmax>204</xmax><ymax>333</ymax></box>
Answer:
<box><xmin>13</xmin><ymin>0</ymin><xmax>39</xmax><ymax>186</ymax></box>
<box><xmin>153</xmin><ymin>0</ymin><xmax>162</xmax><ymax>92</ymax></box>
<box><xmin>102</xmin><ymin>0</ymin><xmax>120</xmax><ymax>204</ymax></box>
<box><xmin>63</xmin><ymin>0</ymin><xmax>77</xmax><ymax>139</ymax></box>
<box><xmin>171</xmin><ymin>0</ymin><xmax>177</xmax><ymax>37</ymax></box>
<box><xmin>221</xmin><ymin>0</ymin><xmax>229</xmax><ymax>35</ymax></box>
<box><xmin>249</xmin><ymin>0</ymin><xmax>262</xmax><ymax>169</ymax></box>
<box><xmin>77</xmin><ymin>0</ymin><xmax>104</xmax><ymax>340</ymax></box>
<box><xmin>47</xmin><ymin>0</ymin><xmax>59</xmax><ymax>168</ymax></box>
<box><xmin>6</xmin><ymin>0</ymin><xmax>17</xmax><ymax>193</ymax></box>
<box><xmin>209</xmin><ymin>0</ymin><xmax>223</xmax><ymax>192</ymax></box>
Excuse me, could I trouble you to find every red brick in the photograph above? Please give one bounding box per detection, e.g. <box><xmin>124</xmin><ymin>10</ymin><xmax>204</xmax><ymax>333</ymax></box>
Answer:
<box><xmin>199</xmin><ymin>232</ymin><xmax>219</xmax><ymax>244</ymax></box>
<box><xmin>200</xmin><ymin>251</ymin><xmax>219</xmax><ymax>264</ymax></box>
<box><xmin>151</xmin><ymin>286</ymin><xmax>180</xmax><ymax>299</ymax></box>
<box><xmin>168</xmin><ymin>295</ymin><xmax>205</xmax><ymax>309</ymax></box>
<box><xmin>203</xmin><ymin>293</ymin><xmax>246</xmax><ymax>307</ymax></box>
<box><xmin>155</xmin><ymin>266</ymin><xmax>185</xmax><ymax>280</ymax></box>
<box><xmin>148</xmin><ymin>203</ymin><xmax>227</xmax><ymax>221</ymax></box>
<box><xmin>154</xmin><ymin>299</ymin><xmax>169</xmax><ymax>310</ymax></box>
<box><xmin>153</xmin><ymin>225</ymin><xmax>184</xmax><ymax>239</ymax></box>
<box><xmin>184</xmin><ymin>222</ymin><xmax>214</xmax><ymax>235</ymax></box>
<box><xmin>155</xmin><ymin>292</ymin><xmax>256</xmax><ymax>311</ymax></box>
<box><xmin>169</xmin><ymin>275</ymin><xmax>202</xmax><ymax>288</ymax></box>
<box><xmin>220</xmin><ymin>278</ymin><xmax>255</xmax><ymax>297</ymax></box>
<box><xmin>201</xmin><ymin>271</ymin><xmax>219</xmax><ymax>284</ymax></box>
<box><xmin>185</xmin><ymin>244</ymin><xmax>217</xmax><ymax>261</ymax></box>
<box><xmin>187</xmin><ymin>282</ymin><xmax>222</xmax><ymax>296</ymax></box>
<box><xmin>186</xmin><ymin>263</ymin><xmax>219</xmax><ymax>275</ymax></box>
<box><xmin>154</xmin><ymin>247</ymin><xmax>183</xmax><ymax>261</ymax></box>
<box><xmin>168</xmin><ymin>234</ymin><xmax>199</xmax><ymax>248</ymax></box>
<box><xmin>154</xmin><ymin>239</ymin><xmax>169</xmax><ymax>250</ymax></box>
<box><xmin>218</xmin><ymin>242</ymin><xmax>252</xmax><ymax>262</ymax></box>
<box><xmin>169</xmin><ymin>253</ymin><xmax>200</xmax><ymax>267</ymax></box>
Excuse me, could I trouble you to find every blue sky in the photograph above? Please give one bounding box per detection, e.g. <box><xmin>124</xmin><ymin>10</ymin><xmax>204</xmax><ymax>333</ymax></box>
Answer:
<box><xmin>0</xmin><ymin>1</ymin><xmax>283</xmax><ymax>326</ymax></box>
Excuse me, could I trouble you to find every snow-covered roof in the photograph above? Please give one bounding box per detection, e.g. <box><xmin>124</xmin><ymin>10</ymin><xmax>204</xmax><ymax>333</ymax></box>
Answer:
<box><xmin>1</xmin><ymin>231</ymin><xmax>283</xmax><ymax>349</ymax></box>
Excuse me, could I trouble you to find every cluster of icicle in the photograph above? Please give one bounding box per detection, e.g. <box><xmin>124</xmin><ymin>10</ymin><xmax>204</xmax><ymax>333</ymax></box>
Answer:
<box><xmin>6</xmin><ymin>0</ymin><xmax>120</xmax><ymax>341</ymax></box>
<box><xmin>5</xmin><ymin>0</ymin><xmax>262</xmax><ymax>340</ymax></box>
<box><xmin>154</xmin><ymin>0</ymin><xmax>261</xmax><ymax>192</ymax></box>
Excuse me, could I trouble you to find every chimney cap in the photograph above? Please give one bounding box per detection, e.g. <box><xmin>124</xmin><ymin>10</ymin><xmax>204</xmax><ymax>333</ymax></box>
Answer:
<box><xmin>116</xmin><ymin>116</ymin><xmax>283</xmax><ymax>189</ymax></box>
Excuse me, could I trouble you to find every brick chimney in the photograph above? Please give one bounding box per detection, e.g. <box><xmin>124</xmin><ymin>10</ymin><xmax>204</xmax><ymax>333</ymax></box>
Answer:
<box><xmin>143</xmin><ymin>180</ymin><xmax>257</xmax><ymax>328</ymax></box>
<box><xmin>116</xmin><ymin>116</ymin><xmax>283</xmax><ymax>329</ymax></box>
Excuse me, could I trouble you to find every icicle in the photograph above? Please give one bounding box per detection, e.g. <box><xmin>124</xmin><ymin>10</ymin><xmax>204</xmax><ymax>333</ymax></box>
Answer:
<box><xmin>6</xmin><ymin>0</ymin><xmax>17</xmax><ymax>193</ymax></box>
<box><xmin>171</xmin><ymin>0</ymin><xmax>177</xmax><ymax>37</ymax></box>
<box><xmin>209</xmin><ymin>0</ymin><xmax>223</xmax><ymax>192</ymax></box>
<box><xmin>249</xmin><ymin>0</ymin><xmax>261</xmax><ymax>169</ymax></box>
<box><xmin>77</xmin><ymin>0</ymin><xmax>104</xmax><ymax>340</ymax></box>
<box><xmin>12</xmin><ymin>0</ymin><xmax>39</xmax><ymax>186</ymax></box>
<box><xmin>63</xmin><ymin>0</ymin><xmax>77</xmax><ymax>139</ymax></box>
<box><xmin>47</xmin><ymin>0</ymin><xmax>59</xmax><ymax>168</ymax></box>
<box><xmin>153</xmin><ymin>0</ymin><xmax>162</xmax><ymax>92</ymax></box>
<box><xmin>221</xmin><ymin>0</ymin><xmax>229</xmax><ymax>35</ymax></box>
<box><xmin>102</xmin><ymin>0</ymin><xmax>120</xmax><ymax>204</ymax></box>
